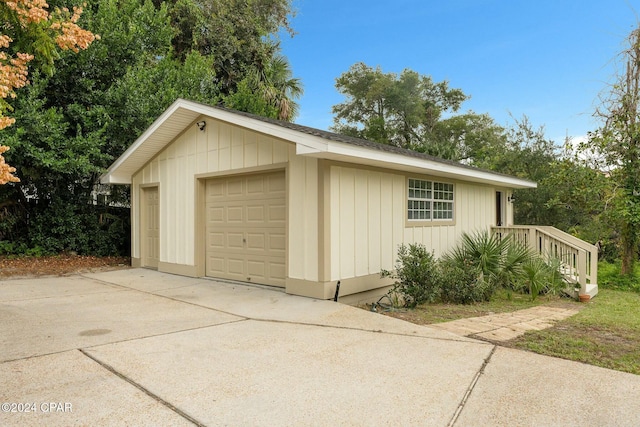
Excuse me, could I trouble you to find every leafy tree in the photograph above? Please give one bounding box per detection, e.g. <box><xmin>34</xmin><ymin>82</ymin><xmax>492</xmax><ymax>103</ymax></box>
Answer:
<box><xmin>164</xmin><ymin>0</ymin><xmax>295</xmax><ymax>93</ymax></box>
<box><xmin>587</xmin><ymin>27</ymin><xmax>640</xmax><ymax>275</ymax></box>
<box><xmin>0</xmin><ymin>0</ymin><xmax>203</xmax><ymax>253</ymax></box>
<box><xmin>330</xmin><ymin>63</ymin><xmax>616</xmax><ymax>250</ymax></box>
<box><xmin>0</xmin><ymin>145</ymin><xmax>18</xmax><ymax>184</ymax></box>
<box><xmin>0</xmin><ymin>0</ymin><xmax>97</xmax><ymax>183</ymax></box>
<box><xmin>426</xmin><ymin>112</ymin><xmax>506</xmax><ymax>163</ymax></box>
<box><xmin>225</xmin><ymin>54</ymin><xmax>302</xmax><ymax>121</ymax></box>
<box><xmin>0</xmin><ymin>0</ymin><xmax>299</xmax><ymax>255</ymax></box>
<box><xmin>331</xmin><ymin>63</ymin><xmax>468</xmax><ymax>150</ymax></box>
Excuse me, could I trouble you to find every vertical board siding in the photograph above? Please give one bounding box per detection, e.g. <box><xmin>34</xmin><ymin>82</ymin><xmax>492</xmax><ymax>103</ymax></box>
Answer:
<box><xmin>354</xmin><ymin>172</ymin><xmax>369</xmax><ymax>276</ymax></box>
<box><xmin>304</xmin><ymin>157</ymin><xmax>319</xmax><ymax>281</ymax></box>
<box><xmin>338</xmin><ymin>168</ymin><xmax>356</xmax><ymax>279</ymax></box>
<box><xmin>330</xmin><ymin>166</ymin><xmax>500</xmax><ymax>281</ymax></box>
<box><xmin>367</xmin><ymin>172</ymin><xmax>382</xmax><ymax>274</ymax></box>
<box><xmin>287</xmin><ymin>155</ymin><xmax>319</xmax><ymax>281</ymax></box>
<box><xmin>132</xmin><ymin>118</ymin><xmax>315</xmax><ymax>274</ymax></box>
<box><xmin>130</xmin><ymin>176</ymin><xmax>141</xmax><ymax>259</ymax></box>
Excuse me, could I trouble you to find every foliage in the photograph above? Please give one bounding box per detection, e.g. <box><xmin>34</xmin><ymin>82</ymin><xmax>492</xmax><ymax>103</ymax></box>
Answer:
<box><xmin>224</xmin><ymin>54</ymin><xmax>302</xmax><ymax>121</ymax></box>
<box><xmin>0</xmin><ymin>240</ymin><xmax>47</xmax><ymax>257</ymax></box>
<box><xmin>520</xmin><ymin>256</ymin><xmax>565</xmax><ymax>300</ymax></box>
<box><xmin>0</xmin><ymin>0</ymin><xmax>97</xmax><ymax>128</ymax></box>
<box><xmin>426</xmin><ymin>112</ymin><xmax>507</xmax><ymax>163</ymax></box>
<box><xmin>444</xmin><ymin>230</ymin><xmax>509</xmax><ymax>280</ymax></box>
<box><xmin>0</xmin><ymin>0</ymin><xmax>299</xmax><ymax>256</ymax></box>
<box><xmin>598</xmin><ymin>260</ymin><xmax>640</xmax><ymax>292</ymax></box>
<box><xmin>443</xmin><ymin>230</ymin><xmax>565</xmax><ymax>301</ymax></box>
<box><xmin>0</xmin><ymin>0</ymin><xmax>97</xmax><ymax>183</ymax></box>
<box><xmin>331</xmin><ymin>63</ymin><xmax>469</xmax><ymax>151</ymax></box>
<box><xmin>381</xmin><ymin>243</ymin><xmax>440</xmax><ymax>308</ymax></box>
<box><xmin>162</xmin><ymin>0</ymin><xmax>299</xmax><ymax>118</ymax></box>
<box><xmin>0</xmin><ymin>145</ymin><xmax>18</xmax><ymax>184</ymax></box>
<box><xmin>584</xmin><ymin>27</ymin><xmax>640</xmax><ymax>275</ymax></box>
<box><xmin>383</xmin><ymin>231</ymin><xmax>567</xmax><ymax>306</ymax></box>
<box><xmin>330</xmin><ymin>65</ymin><xmax>615</xmax><ymax>252</ymax></box>
<box><xmin>165</xmin><ymin>0</ymin><xmax>295</xmax><ymax>85</ymax></box>
<box><xmin>438</xmin><ymin>258</ymin><xmax>492</xmax><ymax>304</ymax></box>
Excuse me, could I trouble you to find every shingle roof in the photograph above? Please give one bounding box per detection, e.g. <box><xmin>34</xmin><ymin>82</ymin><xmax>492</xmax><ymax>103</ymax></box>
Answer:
<box><xmin>101</xmin><ymin>98</ymin><xmax>536</xmax><ymax>188</ymax></box>
<box><xmin>211</xmin><ymin>103</ymin><xmax>533</xmax><ymax>184</ymax></box>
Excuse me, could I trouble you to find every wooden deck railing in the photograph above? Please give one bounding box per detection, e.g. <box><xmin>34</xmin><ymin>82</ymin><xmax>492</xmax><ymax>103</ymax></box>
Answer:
<box><xmin>491</xmin><ymin>225</ymin><xmax>598</xmax><ymax>297</ymax></box>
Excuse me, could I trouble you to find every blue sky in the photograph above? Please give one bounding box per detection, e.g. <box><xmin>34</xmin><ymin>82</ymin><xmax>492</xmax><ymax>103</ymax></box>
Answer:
<box><xmin>280</xmin><ymin>0</ymin><xmax>639</xmax><ymax>144</ymax></box>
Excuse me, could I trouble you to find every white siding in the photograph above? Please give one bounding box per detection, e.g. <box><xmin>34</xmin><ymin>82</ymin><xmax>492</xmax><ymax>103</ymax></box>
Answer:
<box><xmin>287</xmin><ymin>156</ymin><xmax>319</xmax><ymax>282</ymax></box>
<box><xmin>132</xmin><ymin>117</ymin><xmax>318</xmax><ymax>280</ymax></box>
<box><xmin>329</xmin><ymin>165</ymin><xmax>501</xmax><ymax>281</ymax></box>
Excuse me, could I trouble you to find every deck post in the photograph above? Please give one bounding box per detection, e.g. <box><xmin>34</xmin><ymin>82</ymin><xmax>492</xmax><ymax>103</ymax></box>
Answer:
<box><xmin>528</xmin><ymin>227</ymin><xmax>537</xmax><ymax>253</ymax></box>
<box><xmin>577</xmin><ymin>248</ymin><xmax>587</xmax><ymax>294</ymax></box>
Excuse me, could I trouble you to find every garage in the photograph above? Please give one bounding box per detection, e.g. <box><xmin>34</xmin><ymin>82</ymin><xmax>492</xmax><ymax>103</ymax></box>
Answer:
<box><xmin>205</xmin><ymin>170</ymin><xmax>286</xmax><ymax>287</ymax></box>
<box><xmin>101</xmin><ymin>99</ymin><xmax>538</xmax><ymax>300</ymax></box>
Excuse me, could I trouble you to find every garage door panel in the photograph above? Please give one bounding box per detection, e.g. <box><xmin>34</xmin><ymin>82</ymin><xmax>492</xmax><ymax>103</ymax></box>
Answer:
<box><xmin>247</xmin><ymin>260</ymin><xmax>265</xmax><ymax>277</ymax></box>
<box><xmin>268</xmin><ymin>174</ymin><xmax>286</xmax><ymax>192</ymax></box>
<box><xmin>246</xmin><ymin>233</ymin><xmax>265</xmax><ymax>250</ymax></box>
<box><xmin>207</xmin><ymin>257</ymin><xmax>225</xmax><ymax>274</ymax></box>
<box><xmin>206</xmin><ymin>181</ymin><xmax>225</xmax><ymax>199</ymax></box>
<box><xmin>246</xmin><ymin>205</ymin><xmax>265</xmax><ymax>222</ymax></box>
<box><xmin>227</xmin><ymin>206</ymin><xmax>244</xmax><ymax>222</ymax></box>
<box><xmin>269</xmin><ymin>262</ymin><xmax>286</xmax><ymax>282</ymax></box>
<box><xmin>208</xmin><ymin>232</ymin><xmax>225</xmax><ymax>249</ymax></box>
<box><xmin>226</xmin><ymin>232</ymin><xmax>244</xmax><ymax>250</ymax></box>
<box><xmin>247</xmin><ymin>176</ymin><xmax>264</xmax><ymax>194</ymax></box>
<box><xmin>227</xmin><ymin>179</ymin><xmax>243</xmax><ymax>196</ymax></box>
<box><xmin>208</xmin><ymin>206</ymin><xmax>224</xmax><ymax>222</ymax></box>
<box><xmin>227</xmin><ymin>258</ymin><xmax>245</xmax><ymax>275</ymax></box>
<box><xmin>268</xmin><ymin>204</ymin><xmax>286</xmax><ymax>222</ymax></box>
<box><xmin>268</xmin><ymin>234</ymin><xmax>286</xmax><ymax>252</ymax></box>
<box><xmin>205</xmin><ymin>171</ymin><xmax>286</xmax><ymax>287</ymax></box>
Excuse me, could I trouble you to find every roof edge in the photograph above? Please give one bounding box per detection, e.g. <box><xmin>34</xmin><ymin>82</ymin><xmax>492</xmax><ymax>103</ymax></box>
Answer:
<box><xmin>101</xmin><ymin>98</ymin><xmax>538</xmax><ymax>189</ymax></box>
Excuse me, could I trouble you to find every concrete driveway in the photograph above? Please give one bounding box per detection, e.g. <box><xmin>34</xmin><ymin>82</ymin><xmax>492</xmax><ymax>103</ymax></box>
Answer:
<box><xmin>1</xmin><ymin>269</ymin><xmax>639</xmax><ymax>426</ymax></box>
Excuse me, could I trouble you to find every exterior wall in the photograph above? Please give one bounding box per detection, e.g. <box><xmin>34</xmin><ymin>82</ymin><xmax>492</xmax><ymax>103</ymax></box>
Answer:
<box><xmin>327</xmin><ymin>164</ymin><xmax>510</xmax><ymax>291</ymax></box>
<box><xmin>131</xmin><ymin>116</ymin><xmax>318</xmax><ymax>282</ymax></box>
<box><xmin>129</xmin><ymin>114</ymin><xmax>515</xmax><ymax>299</ymax></box>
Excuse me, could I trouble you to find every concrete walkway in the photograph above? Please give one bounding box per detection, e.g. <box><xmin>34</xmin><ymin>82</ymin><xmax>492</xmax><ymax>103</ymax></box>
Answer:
<box><xmin>431</xmin><ymin>305</ymin><xmax>581</xmax><ymax>342</ymax></box>
<box><xmin>1</xmin><ymin>269</ymin><xmax>639</xmax><ymax>426</ymax></box>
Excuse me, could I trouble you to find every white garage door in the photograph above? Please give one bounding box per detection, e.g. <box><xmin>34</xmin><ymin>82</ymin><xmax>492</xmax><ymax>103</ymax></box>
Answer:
<box><xmin>205</xmin><ymin>171</ymin><xmax>286</xmax><ymax>287</ymax></box>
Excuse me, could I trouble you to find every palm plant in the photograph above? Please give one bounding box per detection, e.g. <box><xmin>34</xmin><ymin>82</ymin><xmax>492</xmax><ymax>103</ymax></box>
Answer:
<box><xmin>444</xmin><ymin>230</ymin><xmax>509</xmax><ymax>280</ymax></box>
<box><xmin>496</xmin><ymin>237</ymin><xmax>536</xmax><ymax>290</ymax></box>
<box><xmin>254</xmin><ymin>55</ymin><xmax>303</xmax><ymax>121</ymax></box>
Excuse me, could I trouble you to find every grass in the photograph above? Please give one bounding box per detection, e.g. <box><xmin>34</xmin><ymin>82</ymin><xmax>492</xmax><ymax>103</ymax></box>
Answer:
<box><xmin>508</xmin><ymin>289</ymin><xmax>640</xmax><ymax>375</ymax></box>
<box><xmin>379</xmin><ymin>289</ymin><xmax>579</xmax><ymax>325</ymax></box>
<box><xmin>377</xmin><ymin>261</ymin><xmax>640</xmax><ymax>375</ymax></box>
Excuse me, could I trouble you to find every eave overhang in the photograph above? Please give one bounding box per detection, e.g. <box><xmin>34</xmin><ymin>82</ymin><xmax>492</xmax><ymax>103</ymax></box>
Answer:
<box><xmin>101</xmin><ymin>98</ymin><xmax>537</xmax><ymax>190</ymax></box>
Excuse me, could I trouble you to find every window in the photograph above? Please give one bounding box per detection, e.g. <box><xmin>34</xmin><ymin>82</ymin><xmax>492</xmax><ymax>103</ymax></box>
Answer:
<box><xmin>408</xmin><ymin>178</ymin><xmax>454</xmax><ymax>221</ymax></box>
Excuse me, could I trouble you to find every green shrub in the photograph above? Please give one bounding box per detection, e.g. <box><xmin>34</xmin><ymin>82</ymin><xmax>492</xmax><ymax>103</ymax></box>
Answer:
<box><xmin>438</xmin><ymin>259</ymin><xmax>493</xmax><ymax>304</ymax></box>
<box><xmin>0</xmin><ymin>240</ymin><xmax>16</xmax><ymax>255</ymax></box>
<box><xmin>497</xmin><ymin>238</ymin><xmax>536</xmax><ymax>290</ymax></box>
<box><xmin>381</xmin><ymin>243</ymin><xmax>440</xmax><ymax>308</ymax></box>
<box><xmin>27</xmin><ymin>203</ymin><xmax>130</xmax><ymax>257</ymax></box>
<box><xmin>444</xmin><ymin>230</ymin><xmax>508</xmax><ymax>280</ymax></box>
<box><xmin>598</xmin><ymin>260</ymin><xmax>640</xmax><ymax>292</ymax></box>
<box><xmin>382</xmin><ymin>231</ymin><xmax>573</xmax><ymax>308</ymax></box>
<box><xmin>0</xmin><ymin>241</ymin><xmax>49</xmax><ymax>257</ymax></box>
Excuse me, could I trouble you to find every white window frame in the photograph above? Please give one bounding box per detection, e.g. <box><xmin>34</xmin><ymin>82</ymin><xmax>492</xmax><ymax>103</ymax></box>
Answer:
<box><xmin>407</xmin><ymin>178</ymin><xmax>454</xmax><ymax>222</ymax></box>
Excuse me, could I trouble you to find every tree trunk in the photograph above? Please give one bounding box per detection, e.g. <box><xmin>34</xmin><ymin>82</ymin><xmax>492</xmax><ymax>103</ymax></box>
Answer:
<box><xmin>620</xmin><ymin>223</ymin><xmax>637</xmax><ymax>275</ymax></box>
